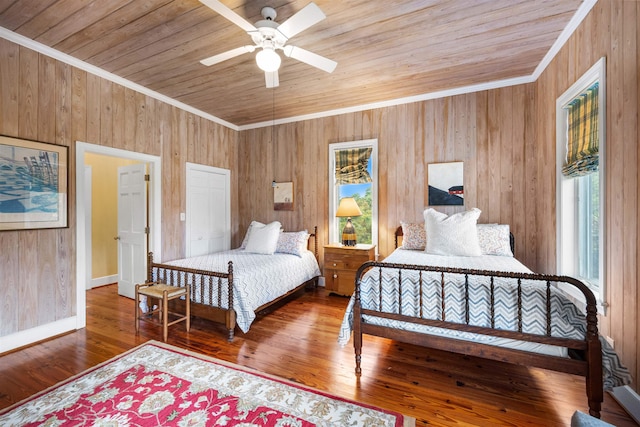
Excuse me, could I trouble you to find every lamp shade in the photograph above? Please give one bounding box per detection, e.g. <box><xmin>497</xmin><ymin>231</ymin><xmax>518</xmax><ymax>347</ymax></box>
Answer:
<box><xmin>256</xmin><ymin>48</ymin><xmax>281</xmax><ymax>72</ymax></box>
<box><xmin>336</xmin><ymin>197</ymin><xmax>362</xmax><ymax>246</ymax></box>
<box><xmin>335</xmin><ymin>197</ymin><xmax>362</xmax><ymax>218</ymax></box>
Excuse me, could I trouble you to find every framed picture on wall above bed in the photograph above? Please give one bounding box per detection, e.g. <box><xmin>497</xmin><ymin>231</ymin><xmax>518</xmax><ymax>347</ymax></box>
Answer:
<box><xmin>273</xmin><ymin>181</ymin><xmax>294</xmax><ymax>211</ymax></box>
<box><xmin>0</xmin><ymin>135</ymin><xmax>68</xmax><ymax>231</ymax></box>
<box><xmin>428</xmin><ymin>161</ymin><xmax>464</xmax><ymax>206</ymax></box>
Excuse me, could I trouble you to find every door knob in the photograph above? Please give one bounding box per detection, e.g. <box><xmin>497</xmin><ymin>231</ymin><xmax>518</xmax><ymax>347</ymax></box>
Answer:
<box><xmin>114</xmin><ymin>236</ymin><xmax>120</xmax><ymax>240</ymax></box>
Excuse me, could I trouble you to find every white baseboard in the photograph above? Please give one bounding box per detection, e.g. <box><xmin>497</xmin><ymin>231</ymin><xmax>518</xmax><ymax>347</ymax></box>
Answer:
<box><xmin>0</xmin><ymin>317</ymin><xmax>78</xmax><ymax>354</ymax></box>
<box><xmin>610</xmin><ymin>385</ymin><xmax>640</xmax><ymax>424</ymax></box>
<box><xmin>88</xmin><ymin>274</ymin><xmax>118</xmax><ymax>289</ymax></box>
<box><xmin>318</xmin><ymin>276</ymin><xmax>325</xmax><ymax>287</ymax></box>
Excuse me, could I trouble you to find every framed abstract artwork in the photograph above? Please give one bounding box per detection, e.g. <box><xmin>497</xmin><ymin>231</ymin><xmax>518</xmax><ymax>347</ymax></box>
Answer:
<box><xmin>428</xmin><ymin>161</ymin><xmax>464</xmax><ymax>206</ymax></box>
<box><xmin>0</xmin><ymin>135</ymin><xmax>68</xmax><ymax>230</ymax></box>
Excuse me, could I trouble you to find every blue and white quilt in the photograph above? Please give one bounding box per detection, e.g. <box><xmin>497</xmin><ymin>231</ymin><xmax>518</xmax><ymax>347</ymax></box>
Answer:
<box><xmin>338</xmin><ymin>248</ymin><xmax>631</xmax><ymax>389</ymax></box>
<box><xmin>154</xmin><ymin>249</ymin><xmax>321</xmax><ymax>333</ymax></box>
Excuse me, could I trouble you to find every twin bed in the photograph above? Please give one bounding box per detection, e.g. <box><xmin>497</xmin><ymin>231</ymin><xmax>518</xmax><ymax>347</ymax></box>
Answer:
<box><xmin>338</xmin><ymin>210</ymin><xmax>631</xmax><ymax>419</ymax></box>
<box><xmin>147</xmin><ymin>223</ymin><xmax>321</xmax><ymax>341</ymax></box>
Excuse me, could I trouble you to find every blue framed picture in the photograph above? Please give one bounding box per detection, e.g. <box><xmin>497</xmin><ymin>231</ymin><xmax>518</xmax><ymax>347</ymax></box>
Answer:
<box><xmin>0</xmin><ymin>135</ymin><xmax>68</xmax><ymax>230</ymax></box>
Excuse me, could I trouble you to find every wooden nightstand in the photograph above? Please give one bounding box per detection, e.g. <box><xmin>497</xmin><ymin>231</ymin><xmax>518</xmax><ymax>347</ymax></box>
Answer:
<box><xmin>324</xmin><ymin>244</ymin><xmax>376</xmax><ymax>296</ymax></box>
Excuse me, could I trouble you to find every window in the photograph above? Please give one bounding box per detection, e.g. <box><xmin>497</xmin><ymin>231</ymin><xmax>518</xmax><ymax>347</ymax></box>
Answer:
<box><xmin>556</xmin><ymin>58</ymin><xmax>606</xmax><ymax>313</ymax></box>
<box><xmin>577</xmin><ymin>172</ymin><xmax>599</xmax><ymax>283</ymax></box>
<box><xmin>329</xmin><ymin>139</ymin><xmax>378</xmax><ymax>247</ymax></box>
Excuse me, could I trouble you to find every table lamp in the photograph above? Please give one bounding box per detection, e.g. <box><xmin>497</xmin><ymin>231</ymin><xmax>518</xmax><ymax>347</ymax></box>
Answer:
<box><xmin>335</xmin><ymin>197</ymin><xmax>362</xmax><ymax>246</ymax></box>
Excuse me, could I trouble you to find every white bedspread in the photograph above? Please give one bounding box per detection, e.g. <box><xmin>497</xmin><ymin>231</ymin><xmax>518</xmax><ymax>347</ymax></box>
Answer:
<box><xmin>157</xmin><ymin>249</ymin><xmax>321</xmax><ymax>333</ymax></box>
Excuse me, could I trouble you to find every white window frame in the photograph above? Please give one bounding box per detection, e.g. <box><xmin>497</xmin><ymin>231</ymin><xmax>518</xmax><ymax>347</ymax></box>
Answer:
<box><xmin>328</xmin><ymin>139</ymin><xmax>378</xmax><ymax>249</ymax></box>
<box><xmin>555</xmin><ymin>57</ymin><xmax>606</xmax><ymax>314</ymax></box>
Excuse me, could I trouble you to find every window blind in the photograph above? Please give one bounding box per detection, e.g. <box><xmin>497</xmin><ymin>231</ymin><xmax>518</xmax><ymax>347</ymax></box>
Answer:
<box><xmin>562</xmin><ymin>82</ymin><xmax>599</xmax><ymax>177</ymax></box>
<box><xmin>335</xmin><ymin>147</ymin><xmax>372</xmax><ymax>184</ymax></box>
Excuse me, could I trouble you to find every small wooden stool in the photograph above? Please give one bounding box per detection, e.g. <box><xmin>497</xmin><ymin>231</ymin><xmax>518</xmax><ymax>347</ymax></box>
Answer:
<box><xmin>135</xmin><ymin>282</ymin><xmax>190</xmax><ymax>342</ymax></box>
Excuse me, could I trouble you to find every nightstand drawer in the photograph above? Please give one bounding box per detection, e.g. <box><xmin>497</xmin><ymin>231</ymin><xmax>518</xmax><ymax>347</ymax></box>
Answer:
<box><xmin>323</xmin><ymin>244</ymin><xmax>376</xmax><ymax>296</ymax></box>
<box><xmin>324</xmin><ymin>255</ymin><xmax>369</xmax><ymax>271</ymax></box>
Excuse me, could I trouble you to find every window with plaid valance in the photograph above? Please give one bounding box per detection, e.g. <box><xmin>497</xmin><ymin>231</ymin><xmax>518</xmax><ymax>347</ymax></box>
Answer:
<box><xmin>334</xmin><ymin>147</ymin><xmax>372</xmax><ymax>184</ymax></box>
<box><xmin>562</xmin><ymin>82</ymin><xmax>599</xmax><ymax>177</ymax></box>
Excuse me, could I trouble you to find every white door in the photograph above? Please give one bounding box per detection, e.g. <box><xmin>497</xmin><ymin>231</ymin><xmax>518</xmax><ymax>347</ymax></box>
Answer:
<box><xmin>117</xmin><ymin>163</ymin><xmax>147</xmax><ymax>299</ymax></box>
<box><xmin>186</xmin><ymin>164</ymin><xmax>230</xmax><ymax>257</ymax></box>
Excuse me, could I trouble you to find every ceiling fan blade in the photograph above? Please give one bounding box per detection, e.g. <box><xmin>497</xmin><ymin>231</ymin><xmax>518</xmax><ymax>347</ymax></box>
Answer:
<box><xmin>265</xmin><ymin>70</ymin><xmax>279</xmax><ymax>88</ymax></box>
<box><xmin>283</xmin><ymin>45</ymin><xmax>337</xmax><ymax>73</ymax></box>
<box><xmin>199</xmin><ymin>0</ymin><xmax>256</xmax><ymax>32</ymax></box>
<box><xmin>277</xmin><ymin>2</ymin><xmax>325</xmax><ymax>40</ymax></box>
<box><xmin>200</xmin><ymin>45</ymin><xmax>255</xmax><ymax>66</ymax></box>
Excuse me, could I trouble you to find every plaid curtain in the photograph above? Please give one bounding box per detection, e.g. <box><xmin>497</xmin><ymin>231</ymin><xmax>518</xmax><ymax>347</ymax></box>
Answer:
<box><xmin>562</xmin><ymin>82</ymin><xmax>599</xmax><ymax>177</ymax></box>
<box><xmin>335</xmin><ymin>147</ymin><xmax>372</xmax><ymax>184</ymax></box>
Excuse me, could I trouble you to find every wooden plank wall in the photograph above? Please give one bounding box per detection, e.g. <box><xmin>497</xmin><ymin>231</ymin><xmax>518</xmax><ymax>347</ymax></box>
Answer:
<box><xmin>239</xmin><ymin>0</ymin><xmax>639</xmax><ymax>390</ymax></box>
<box><xmin>536</xmin><ymin>0</ymin><xmax>639</xmax><ymax>390</ymax></box>
<box><xmin>238</xmin><ymin>84</ymin><xmax>538</xmax><ymax>270</ymax></box>
<box><xmin>0</xmin><ymin>37</ymin><xmax>238</xmax><ymax>337</ymax></box>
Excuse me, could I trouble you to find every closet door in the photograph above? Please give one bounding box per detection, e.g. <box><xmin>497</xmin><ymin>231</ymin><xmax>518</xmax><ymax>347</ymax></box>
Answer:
<box><xmin>186</xmin><ymin>163</ymin><xmax>230</xmax><ymax>257</ymax></box>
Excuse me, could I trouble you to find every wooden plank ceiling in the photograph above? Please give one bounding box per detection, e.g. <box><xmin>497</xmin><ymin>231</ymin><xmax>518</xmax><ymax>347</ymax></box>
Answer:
<box><xmin>0</xmin><ymin>0</ymin><xmax>583</xmax><ymax>127</ymax></box>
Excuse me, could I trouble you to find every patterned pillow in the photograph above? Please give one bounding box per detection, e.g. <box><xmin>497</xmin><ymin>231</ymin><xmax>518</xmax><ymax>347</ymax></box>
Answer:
<box><xmin>477</xmin><ymin>224</ymin><xmax>513</xmax><ymax>257</ymax></box>
<box><xmin>424</xmin><ymin>208</ymin><xmax>482</xmax><ymax>256</ymax></box>
<box><xmin>400</xmin><ymin>221</ymin><xmax>426</xmax><ymax>250</ymax></box>
<box><xmin>276</xmin><ymin>231</ymin><xmax>310</xmax><ymax>257</ymax></box>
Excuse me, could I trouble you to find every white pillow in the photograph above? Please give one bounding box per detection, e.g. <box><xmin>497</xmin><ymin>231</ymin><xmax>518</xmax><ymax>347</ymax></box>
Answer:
<box><xmin>477</xmin><ymin>224</ymin><xmax>513</xmax><ymax>257</ymax></box>
<box><xmin>424</xmin><ymin>208</ymin><xmax>482</xmax><ymax>256</ymax></box>
<box><xmin>240</xmin><ymin>221</ymin><xmax>264</xmax><ymax>249</ymax></box>
<box><xmin>244</xmin><ymin>221</ymin><xmax>282</xmax><ymax>255</ymax></box>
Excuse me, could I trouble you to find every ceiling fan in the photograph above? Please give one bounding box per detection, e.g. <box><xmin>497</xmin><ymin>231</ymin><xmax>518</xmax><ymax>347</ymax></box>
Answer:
<box><xmin>199</xmin><ymin>0</ymin><xmax>337</xmax><ymax>88</ymax></box>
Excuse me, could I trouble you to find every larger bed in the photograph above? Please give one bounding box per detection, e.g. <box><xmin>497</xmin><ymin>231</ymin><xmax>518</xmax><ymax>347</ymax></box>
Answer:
<box><xmin>338</xmin><ymin>214</ymin><xmax>631</xmax><ymax>419</ymax></box>
<box><xmin>148</xmin><ymin>224</ymin><xmax>321</xmax><ymax>340</ymax></box>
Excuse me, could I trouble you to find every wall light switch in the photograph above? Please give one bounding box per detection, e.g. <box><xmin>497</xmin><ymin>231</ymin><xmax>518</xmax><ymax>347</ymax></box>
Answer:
<box><xmin>180</xmin><ymin>213</ymin><xmax>186</xmax><ymax>221</ymax></box>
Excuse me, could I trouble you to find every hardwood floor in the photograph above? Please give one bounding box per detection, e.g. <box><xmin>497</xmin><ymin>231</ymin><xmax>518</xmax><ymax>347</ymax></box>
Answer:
<box><xmin>0</xmin><ymin>284</ymin><xmax>636</xmax><ymax>426</ymax></box>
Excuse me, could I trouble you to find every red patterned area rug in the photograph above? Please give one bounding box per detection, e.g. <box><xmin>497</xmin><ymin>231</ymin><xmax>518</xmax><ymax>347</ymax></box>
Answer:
<box><xmin>0</xmin><ymin>341</ymin><xmax>414</xmax><ymax>426</ymax></box>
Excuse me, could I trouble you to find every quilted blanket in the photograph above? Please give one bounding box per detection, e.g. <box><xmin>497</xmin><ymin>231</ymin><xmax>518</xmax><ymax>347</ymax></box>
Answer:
<box><xmin>155</xmin><ymin>249</ymin><xmax>321</xmax><ymax>332</ymax></box>
<box><xmin>338</xmin><ymin>249</ymin><xmax>631</xmax><ymax>390</ymax></box>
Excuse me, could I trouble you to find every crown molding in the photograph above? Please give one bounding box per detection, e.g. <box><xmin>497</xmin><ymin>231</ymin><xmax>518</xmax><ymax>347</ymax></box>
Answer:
<box><xmin>239</xmin><ymin>75</ymin><xmax>535</xmax><ymax>130</ymax></box>
<box><xmin>532</xmin><ymin>0</ymin><xmax>597</xmax><ymax>79</ymax></box>
<box><xmin>0</xmin><ymin>27</ymin><xmax>239</xmax><ymax>131</ymax></box>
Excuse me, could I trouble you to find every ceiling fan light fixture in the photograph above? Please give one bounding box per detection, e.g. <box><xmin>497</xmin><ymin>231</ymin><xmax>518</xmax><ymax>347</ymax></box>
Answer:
<box><xmin>256</xmin><ymin>48</ymin><xmax>281</xmax><ymax>72</ymax></box>
<box><xmin>199</xmin><ymin>1</ymin><xmax>336</xmax><ymax>88</ymax></box>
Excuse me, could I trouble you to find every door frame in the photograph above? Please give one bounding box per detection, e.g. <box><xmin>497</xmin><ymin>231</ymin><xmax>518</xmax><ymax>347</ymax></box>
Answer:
<box><xmin>75</xmin><ymin>141</ymin><xmax>162</xmax><ymax>329</ymax></box>
<box><xmin>185</xmin><ymin>162</ymin><xmax>231</xmax><ymax>257</ymax></box>
<box><xmin>84</xmin><ymin>165</ymin><xmax>93</xmax><ymax>290</ymax></box>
